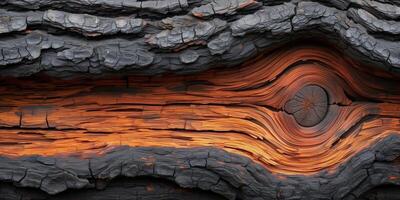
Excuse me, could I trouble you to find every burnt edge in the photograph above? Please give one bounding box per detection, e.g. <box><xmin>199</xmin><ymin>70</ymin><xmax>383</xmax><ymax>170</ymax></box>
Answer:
<box><xmin>0</xmin><ymin>133</ymin><xmax>399</xmax><ymax>200</ymax></box>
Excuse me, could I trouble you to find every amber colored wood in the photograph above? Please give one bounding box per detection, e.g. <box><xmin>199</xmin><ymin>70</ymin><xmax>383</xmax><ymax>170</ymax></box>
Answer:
<box><xmin>0</xmin><ymin>46</ymin><xmax>399</xmax><ymax>175</ymax></box>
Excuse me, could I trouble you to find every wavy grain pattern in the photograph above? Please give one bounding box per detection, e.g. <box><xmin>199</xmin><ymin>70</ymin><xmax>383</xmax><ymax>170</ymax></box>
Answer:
<box><xmin>0</xmin><ymin>46</ymin><xmax>399</xmax><ymax>175</ymax></box>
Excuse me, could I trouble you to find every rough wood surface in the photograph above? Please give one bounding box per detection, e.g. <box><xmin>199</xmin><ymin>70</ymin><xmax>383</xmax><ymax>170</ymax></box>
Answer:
<box><xmin>0</xmin><ymin>177</ymin><xmax>226</xmax><ymax>200</ymax></box>
<box><xmin>0</xmin><ymin>0</ymin><xmax>400</xmax><ymax>200</ymax></box>
<box><xmin>0</xmin><ymin>46</ymin><xmax>398</xmax><ymax>199</ymax></box>
<box><xmin>0</xmin><ymin>0</ymin><xmax>400</xmax><ymax>77</ymax></box>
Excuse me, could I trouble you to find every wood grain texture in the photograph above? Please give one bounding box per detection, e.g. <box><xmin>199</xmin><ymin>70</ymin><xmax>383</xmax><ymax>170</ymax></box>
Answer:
<box><xmin>1</xmin><ymin>0</ymin><xmax>400</xmax><ymax>199</ymax></box>
<box><xmin>0</xmin><ymin>45</ymin><xmax>399</xmax><ymax>177</ymax></box>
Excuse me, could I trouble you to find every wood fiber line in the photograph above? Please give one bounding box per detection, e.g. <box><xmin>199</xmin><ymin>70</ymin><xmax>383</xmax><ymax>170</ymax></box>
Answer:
<box><xmin>0</xmin><ymin>46</ymin><xmax>399</xmax><ymax>175</ymax></box>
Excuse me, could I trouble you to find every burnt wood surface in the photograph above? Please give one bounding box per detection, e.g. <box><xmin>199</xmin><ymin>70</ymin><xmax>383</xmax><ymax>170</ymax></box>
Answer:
<box><xmin>0</xmin><ymin>0</ymin><xmax>400</xmax><ymax>77</ymax></box>
<box><xmin>0</xmin><ymin>0</ymin><xmax>400</xmax><ymax>200</ymax></box>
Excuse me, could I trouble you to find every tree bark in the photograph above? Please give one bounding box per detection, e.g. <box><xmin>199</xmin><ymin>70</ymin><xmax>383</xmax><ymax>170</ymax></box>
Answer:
<box><xmin>0</xmin><ymin>0</ymin><xmax>400</xmax><ymax>199</ymax></box>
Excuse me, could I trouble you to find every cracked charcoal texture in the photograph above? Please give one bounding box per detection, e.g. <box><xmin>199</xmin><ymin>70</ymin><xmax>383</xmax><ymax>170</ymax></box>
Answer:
<box><xmin>0</xmin><ymin>177</ymin><xmax>226</xmax><ymax>200</ymax></box>
<box><xmin>0</xmin><ymin>141</ymin><xmax>399</xmax><ymax>200</ymax></box>
<box><xmin>0</xmin><ymin>0</ymin><xmax>400</xmax><ymax>200</ymax></box>
<box><xmin>0</xmin><ymin>0</ymin><xmax>400</xmax><ymax>77</ymax></box>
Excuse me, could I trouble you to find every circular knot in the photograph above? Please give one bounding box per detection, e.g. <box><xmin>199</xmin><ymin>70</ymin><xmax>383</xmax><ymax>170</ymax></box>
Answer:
<box><xmin>284</xmin><ymin>85</ymin><xmax>329</xmax><ymax>127</ymax></box>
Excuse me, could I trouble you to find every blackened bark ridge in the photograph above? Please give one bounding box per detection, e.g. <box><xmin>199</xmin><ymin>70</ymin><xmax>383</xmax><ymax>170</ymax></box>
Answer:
<box><xmin>0</xmin><ymin>0</ymin><xmax>399</xmax><ymax>77</ymax></box>
<box><xmin>0</xmin><ymin>1</ymin><xmax>400</xmax><ymax>200</ymax></box>
<box><xmin>0</xmin><ymin>139</ymin><xmax>399</xmax><ymax>200</ymax></box>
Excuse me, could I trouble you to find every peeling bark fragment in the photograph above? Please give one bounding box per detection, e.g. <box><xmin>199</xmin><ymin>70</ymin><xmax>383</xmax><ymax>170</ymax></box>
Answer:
<box><xmin>146</xmin><ymin>16</ymin><xmax>227</xmax><ymax>49</ymax></box>
<box><xmin>231</xmin><ymin>3</ymin><xmax>296</xmax><ymax>36</ymax></box>
<box><xmin>43</xmin><ymin>10</ymin><xmax>145</xmax><ymax>36</ymax></box>
<box><xmin>57</xmin><ymin>46</ymin><xmax>94</xmax><ymax>64</ymax></box>
<box><xmin>0</xmin><ymin>16</ymin><xmax>27</xmax><ymax>34</ymax></box>
<box><xmin>1</xmin><ymin>0</ymin><xmax>189</xmax><ymax>15</ymax></box>
<box><xmin>348</xmin><ymin>8</ymin><xmax>400</xmax><ymax>35</ymax></box>
<box><xmin>207</xmin><ymin>31</ymin><xmax>234</xmax><ymax>55</ymax></box>
<box><xmin>191</xmin><ymin>0</ymin><xmax>262</xmax><ymax>18</ymax></box>
<box><xmin>179</xmin><ymin>49</ymin><xmax>199</xmax><ymax>63</ymax></box>
<box><xmin>350</xmin><ymin>0</ymin><xmax>400</xmax><ymax>19</ymax></box>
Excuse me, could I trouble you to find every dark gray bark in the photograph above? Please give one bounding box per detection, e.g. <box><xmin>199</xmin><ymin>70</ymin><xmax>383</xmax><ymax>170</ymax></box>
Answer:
<box><xmin>0</xmin><ymin>0</ymin><xmax>399</xmax><ymax>77</ymax></box>
<box><xmin>0</xmin><ymin>142</ymin><xmax>399</xmax><ymax>200</ymax></box>
<box><xmin>0</xmin><ymin>1</ymin><xmax>400</xmax><ymax>200</ymax></box>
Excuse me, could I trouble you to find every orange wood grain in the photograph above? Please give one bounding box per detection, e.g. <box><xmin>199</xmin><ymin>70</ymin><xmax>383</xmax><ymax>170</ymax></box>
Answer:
<box><xmin>0</xmin><ymin>45</ymin><xmax>399</xmax><ymax>175</ymax></box>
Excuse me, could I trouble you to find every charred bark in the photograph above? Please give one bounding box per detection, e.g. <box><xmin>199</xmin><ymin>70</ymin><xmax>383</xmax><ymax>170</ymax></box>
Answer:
<box><xmin>0</xmin><ymin>0</ymin><xmax>399</xmax><ymax>200</ymax></box>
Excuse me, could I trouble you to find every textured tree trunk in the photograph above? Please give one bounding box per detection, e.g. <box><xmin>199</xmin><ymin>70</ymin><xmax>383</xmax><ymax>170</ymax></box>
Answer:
<box><xmin>0</xmin><ymin>0</ymin><xmax>400</xmax><ymax>200</ymax></box>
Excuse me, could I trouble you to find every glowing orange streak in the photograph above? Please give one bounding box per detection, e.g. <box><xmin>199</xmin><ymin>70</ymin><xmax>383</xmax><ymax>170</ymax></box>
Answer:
<box><xmin>0</xmin><ymin>46</ymin><xmax>399</xmax><ymax>175</ymax></box>
<box><xmin>0</xmin><ymin>119</ymin><xmax>398</xmax><ymax>174</ymax></box>
<box><xmin>0</xmin><ymin>103</ymin><xmax>398</xmax><ymax>174</ymax></box>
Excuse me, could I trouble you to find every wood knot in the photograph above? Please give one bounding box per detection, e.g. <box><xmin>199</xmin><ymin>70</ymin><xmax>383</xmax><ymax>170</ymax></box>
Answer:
<box><xmin>284</xmin><ymin>85</ymin><xmax>329</xmax><ymax>127</ymax></box>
